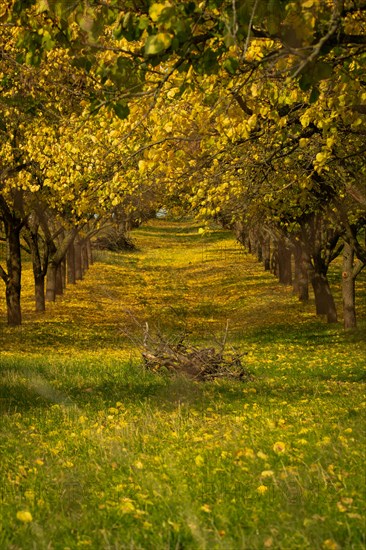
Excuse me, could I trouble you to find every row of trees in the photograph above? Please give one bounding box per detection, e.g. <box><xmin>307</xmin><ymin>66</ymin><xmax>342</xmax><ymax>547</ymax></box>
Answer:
<box><xmin>1</xmin><ymin>0</ymin><xmax>365</xmax><ymax>328</ymax></box>
<box><xmin>0</xmin><ymin>10</ymin><xmax>164</xmax><ymax>324</ymax></box>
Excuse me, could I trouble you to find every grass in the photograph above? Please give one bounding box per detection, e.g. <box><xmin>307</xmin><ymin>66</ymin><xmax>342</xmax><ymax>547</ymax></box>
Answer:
<box><xmin>0</xmin><ymin>219</ymin><xmax>365</xmax><ymax>549</ymax></box>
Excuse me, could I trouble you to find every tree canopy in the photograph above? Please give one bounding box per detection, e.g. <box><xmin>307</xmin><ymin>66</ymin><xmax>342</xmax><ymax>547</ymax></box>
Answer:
<box><xmin>1</xmin><ymin>0</ymin><xmax>365</xmax><ymax>327</ymax></box>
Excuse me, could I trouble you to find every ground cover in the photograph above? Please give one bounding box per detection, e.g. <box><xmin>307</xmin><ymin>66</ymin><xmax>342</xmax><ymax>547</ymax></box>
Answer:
<box><xmin>0</xmin><ymin>220</ymin><xmax>365</xmax><ymax>549</ymax></box>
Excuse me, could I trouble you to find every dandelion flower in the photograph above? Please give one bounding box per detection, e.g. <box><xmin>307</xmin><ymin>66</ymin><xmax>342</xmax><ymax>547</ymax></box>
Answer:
<box><xmin>261</xmin><ymin>470</ymin><xmax>274</xmax><ymax>478</ymax></box>
<box><xmin>16</xmin><ymin>511</ymin><xmax>33</xmax><ymax>523</ymax></box>
<box><xmin>273</xmin><ymin>441</ymin><xmax>286</xmax><ymax>453</ymax></box>
<box><xmin>200</xmin><ymin>504</ymin><xmax>211</xmax><ymax>513</ymax></box>
<box><xmin>257</xmin><ymin>485</ymin><xmax>268</xmax><ymax>494</ymax></box>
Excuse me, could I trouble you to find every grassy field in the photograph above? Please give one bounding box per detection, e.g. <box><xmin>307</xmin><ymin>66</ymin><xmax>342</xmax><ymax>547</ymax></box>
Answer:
<box><xmin>0</xmin><ymin>220</ymin><xmax>365</xmax><ymax>550</ymax></box>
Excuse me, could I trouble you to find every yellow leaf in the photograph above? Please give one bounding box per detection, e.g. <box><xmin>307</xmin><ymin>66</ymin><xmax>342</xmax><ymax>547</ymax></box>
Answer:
<box><xmin>195</xmin><ymin>455</ymin><xmax>204</xmax><ymax>466</ymax></box>
<box><xmin>149</xmin><ymin>3</ymin><xmax>167</xmax><ymax>22</ymax></box>
<box><xmin>138</xmin><ymin>160</ymin><xmax>147</xmax><ymax>173</ymax></box>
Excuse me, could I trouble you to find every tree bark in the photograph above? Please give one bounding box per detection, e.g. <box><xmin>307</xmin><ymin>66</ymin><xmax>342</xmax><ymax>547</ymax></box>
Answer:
<box><xmin>55</xmin><ymin>263</ymin><xmax>63</xmax><ymax>296</ymax></box>
<box><xmin>46</xmin><ymin>261</ymin><xmax>57</xmax><ymax>302</ymax></box>
<box><xmin>34</xmin><ymin>273</ymin><xmax>46</xmax><ymax>313</ymax></box>
<box><xmin>0</xmin><ymin>193</ymin><xmax>24</xmax><ymax>325</ymax></box>
<box><xmin>81</xmin><ymin>240</ymin><xmax>89</xmax><ymax>275</ymax></box>
<box><xmin>74</xmin><ymin>238</ymin><xmax>83</xmax><ymax>280</ymax></box>
<box><xmin>44</xmin><ymin>225</ymin><xmax>79</xmax><ymax>301</ymax></box>
<box><xmin>311</xmin><ymin>271</ymin><xmax>338</xmax><ymax>323</ymax></box>
<box><xmin>341</xmin><ymin>241</ymin><xmax>365</xmax><ymax>329</ymax></box>
<box><xmin>278</xmin><ymin>238</ymin><xmax>292</xmax><ymax>285</ymax></box>
<box><xmin>86</xmin><ymin>237</ymin><xmax>93</xmax><ymax>265</ymax></box>
<box><xmin>23</xmin><ymin>226</ymin><xmax>48</xmax><ymax>313</ymax></box>
<box><xmin>271</xmin><ymin>248</ymin><xmax>279</xmax><ymax>278</ymax></box>
<box><xmin>300</xmin><ymin>214</ymin><xmax>342</xmax><ymax>324</ymax></box>
<box><xmin>293</xmin><ymin>242</ymin><xmax>309</xmax><ymax>301</ymax></box>
<box><xmin>67</xmin><ymin>244</ymin><xmax>76</xmax><ymax>284</ymax></box>
<box><xmin>263</xmin><ymin>236</ymin><xmax>271</xmax><ymax>271</ymax></box>
<box><xmin>5</xmin><ymin>226</ymin><xmax>22</xmax><ymax>326</ymax></box>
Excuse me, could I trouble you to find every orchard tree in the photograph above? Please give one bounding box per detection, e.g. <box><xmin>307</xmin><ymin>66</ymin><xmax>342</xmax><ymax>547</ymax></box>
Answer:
<box><xmin>0</xmin><ymin>17</ymin><xmax>159</xmax><ymax>324</ymax></box>
<box><xmin>2</xmin><ymin>0</ymin><xmax>365</xmax><ymax>328</ymax></box>
<box><xmin>117</xmin><ymin>2</ymin><xmax>366</xmax><ymax>325</ymax></box>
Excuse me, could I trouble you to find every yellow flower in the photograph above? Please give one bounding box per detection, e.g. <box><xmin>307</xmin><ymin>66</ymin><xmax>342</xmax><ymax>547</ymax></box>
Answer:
<box><xmin>257</xmin><ymin>485</ymin><xmax>268</xmax><ymax>494</ymax></box>
<box><xmin>257</xmin><ymin>451</ymin><xmax>268</xmax><ymax>460</ymax></box>
<box><xmin>273</xmin><ymin>441</ymin><xmax>286</xmax><ymax>453</ymax></box>
<box><xmin>261</xmin><ymin>470</ymin><xmax>274</xmax><ymax>478</ymax></box>
<box><xmin>200</xmin><ymin>504</ymin><xmax>211</xmax><ymax>513</ymax></box>
<box><xmin>16</xmin><ymin>510</ymin><xmax>33</xmax><ymax>523</ymax></box>
<box><xmin>322</xmin><ymin>539</ymin><xmax>340</xmax><ymax>550</ymax></box>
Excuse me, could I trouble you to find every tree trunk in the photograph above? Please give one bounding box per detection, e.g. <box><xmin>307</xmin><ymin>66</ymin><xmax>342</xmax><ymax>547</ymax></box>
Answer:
<box><xmin>311</xmin><ymin>271</ymin><xmax>338</xmax><ymax>323</ymax></box>
<box><xmin>74</xmin><ymin>238</ymin><xmax>83</xmax><ymax>280</ymax></box>
<box><xmin>62</xmin><ymin>258</ymin><xmax>67</xmax><ymax>289</ymax></box>
<box><xmin>342</xmin><ymin>242</ymin><xmax>357</xmax><ymax>329</ymax></box>
<box><xmin>293</xmin><ymin>242</ymin><xmax>309</xmax><ymax>302</ymax></box>
<box><xmin>271</xmin><ymin>247</ymin><xmax>279</xmax><ymax>277</ymax></box>
<box><xmin>278</xmin><ymin>238</ymin><xmax>292</xmax><ymax>285</ymax></box>
<box><xmin>24</xmin><ymin>227</ymin><xmax>47</xmax><ymax>313</ymax></box>
<box><xmin>55</xmin><ymin>263</ymin><xmax>63</xmax><ymax>296</ymax></box>
<box><xmin>46</xmin><ymin>262</ymin><xmax>57</xmax><ymax>302</ymax></box>
<box><xmin>263</xmin><ymin>236</ymin><xmax>271</xmax><ymax>271</ymax></box>
<box><xmin>67</xmin><ymin>244</ymin><xmax>76</xmax><ymax>284</ymax></box>
<box><xmin>5</xmin><ymin>226</ymin><xmax>22</xmax><ymax>325</ymax></box>
<box><xmin>81</xmin><ymin>240</ymin><xmax>89</xmax><ymax>274</ymax></box>
<box><xmin>34</xmin><ymin>273</ymin><xmax>46</xmax><ymax>313</ymax></box>
<box><xmin>86</xmin><ymin>237</ymin><xmax>93</xmax><ymax>265</ymax></box>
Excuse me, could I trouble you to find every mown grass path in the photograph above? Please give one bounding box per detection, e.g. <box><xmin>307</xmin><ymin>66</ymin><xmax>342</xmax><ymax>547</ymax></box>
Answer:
<box><xmin>0</xmin><ymin>220</ymin><xmax>365</xmax><ymax>549</ymax></box>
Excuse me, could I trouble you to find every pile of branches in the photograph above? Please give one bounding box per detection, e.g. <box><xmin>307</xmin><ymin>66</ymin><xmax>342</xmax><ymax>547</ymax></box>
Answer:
<box><xmin>141</xmin><ymin>322</ymin><xmax>252</xmax><ymax>381</ymax></box>
<box><xmin>93</xmin><ymin>227</ymin><xmax>136</xmax><ymax>251</ymax></box>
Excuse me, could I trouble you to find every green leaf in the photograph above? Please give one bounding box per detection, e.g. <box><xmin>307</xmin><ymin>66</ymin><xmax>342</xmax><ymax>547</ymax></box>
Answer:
<box><xmin>312</xmin><ymin>61</ymin><xmax>333</xmax><ymax>82</ymax></box>
<box><xmin>309</xmin><ymin>86</ymin><xmax>320</xmax><ymax>104</ymax></box>
<box><xmin>78</xmin><ymin>12</ymin><xmax>95</xmax><ymax>33</ymax></box>
<box><xmin>145</xmin><ymin>33</ymin><xmax>173</xmax><ymax>56</ymax></box>
<box><xmin>299</xmin><ymin>72</ymin><xmax>313</xmax><ymax>92</ymax></box>
<box><xmin>0</xmin><ymin>117</ymin><xmax>7</xmax><ymax>132</ymax></box>
<box><xmin>299</xmin><ymin>61</ymin><xmax>333</xmax><ymax>90</ymax></box>
<box><xmin>149</xmin><ymin>3</ymin><xmax>167</xmax><ymax>22</ymax></box>
<box><xmin>112</xmin><ymin>102</ymin><xmax>130</xmax><ymax>119</ymax></box>
<box><xmin>138</xmin><ymin>15</ymin><xmax>150</xmax><ymax>30</ymax></box>
<box><xmin>197</xmin><ymin>48</ymin><xmax>219</xmax><ymax>74</ymax></box>
<box><xmin>184</xmin><ymin>2</ymin><xmax>196</xmax><ymax>15</ymax></box>
<box><xmin>223</xmin><ymin>57</ymin><xmax>239</xmax><ymax>75</ymax></box>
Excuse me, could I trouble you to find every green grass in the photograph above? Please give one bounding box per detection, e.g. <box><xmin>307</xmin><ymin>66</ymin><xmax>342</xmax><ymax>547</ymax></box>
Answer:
<box><xmin>0</xmin><ymin>220</ymin><xmax>365</xmax><ymax>549</ymax></box>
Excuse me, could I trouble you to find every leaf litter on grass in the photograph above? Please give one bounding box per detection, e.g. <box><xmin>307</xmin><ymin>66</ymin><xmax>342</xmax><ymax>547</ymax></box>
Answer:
<box><xmin>0</xmin><ymin>219</ymin><xmax>365</xmax><ymax>549</ymax></box>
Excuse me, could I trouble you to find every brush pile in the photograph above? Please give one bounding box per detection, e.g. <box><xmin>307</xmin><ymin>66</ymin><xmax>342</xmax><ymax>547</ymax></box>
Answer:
<box><xmin>141</xmin><ymin>322</ymin><xmax>252</xmax><ymax>381</ymax></box>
